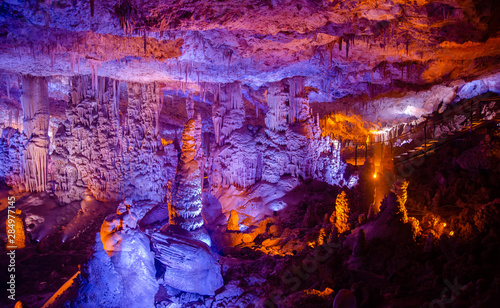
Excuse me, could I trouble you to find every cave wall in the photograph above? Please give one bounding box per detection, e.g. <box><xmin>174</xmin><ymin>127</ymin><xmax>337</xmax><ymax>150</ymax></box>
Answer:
<box><xmin>0</xmin><ymin>75</ymin><xmax>352</xmax><ymax>206</ymax></box>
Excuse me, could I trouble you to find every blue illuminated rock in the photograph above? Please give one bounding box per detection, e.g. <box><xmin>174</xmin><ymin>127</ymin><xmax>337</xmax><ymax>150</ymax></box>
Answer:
<box><xmin>151</xmin><ymin>229</ymin><xmax>223</xmax><ymax>296</ymax></box>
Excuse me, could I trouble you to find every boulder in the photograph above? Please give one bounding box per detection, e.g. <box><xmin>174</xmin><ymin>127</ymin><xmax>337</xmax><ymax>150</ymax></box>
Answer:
<box><xmin>151</xmin><ymin>229</ymin><xmax>223</xmax><ymax>295</ymax></box>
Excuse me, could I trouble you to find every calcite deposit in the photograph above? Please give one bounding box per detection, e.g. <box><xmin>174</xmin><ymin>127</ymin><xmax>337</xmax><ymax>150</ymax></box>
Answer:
<box><xmin>0</xmin><ymin>0</ymin><xmax>499</xmax><ymax>307</ymax></box>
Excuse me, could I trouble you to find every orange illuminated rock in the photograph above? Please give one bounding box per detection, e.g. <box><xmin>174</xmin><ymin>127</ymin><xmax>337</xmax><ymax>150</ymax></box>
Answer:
<box><xmin>334</xmin><ymin>191</ymin><xmax>350</xmax><ymax>234</ymax></box>
<box><xmin>227</xmin><ymin>210</ymin><xmax>239</xmax><ymax>231</ymax></box>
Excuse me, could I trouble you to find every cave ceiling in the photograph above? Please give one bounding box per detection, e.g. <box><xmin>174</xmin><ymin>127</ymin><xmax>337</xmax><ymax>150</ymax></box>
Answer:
<box><xmin>0</xmin><ymin>0</ymin><xmax>499</xmax><ymax>103</ymax></box>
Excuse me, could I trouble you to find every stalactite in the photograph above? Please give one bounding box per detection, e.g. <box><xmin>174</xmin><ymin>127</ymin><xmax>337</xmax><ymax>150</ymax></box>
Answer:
<box><xmin>326</xmin><ymin>41</ymin><xmax>334</xmax><ymax>68</ymax></box>
<box><xmin>288</xmin><ymin>77</ymin><xmax>305</xmax><ymax>124</ymax></box>
<box><xmin>6</xmin><ymin>75</ymin><xmax>10</xmax><ymax>99</ymax></box>
<box><xmin>346</xmin><ymin>38</ymin><xmax>349</xmax><ymax>60</ymax></box>
<box><xmin>21</xmin><ymin>75</ymin><xmax>50</xmax><ymax>192</ymax></box>
<box><xmin>90</xmin><ymin>0</ymin><xmax>95</xmax><ymax>17</ymax></box>
<box><xmin>70</xmin><ymin>53</ymin><xmax>76</xmax><ymax>73</ymax></box>
<box><xmin>88</xmin><ymin>59</ymin><xmax>101</xmax><ymax>95</ymax></box>
<box><xmin>265</xmin><ymin>85</ymin><xmax>288</xmax><ymax>131</ymax></box>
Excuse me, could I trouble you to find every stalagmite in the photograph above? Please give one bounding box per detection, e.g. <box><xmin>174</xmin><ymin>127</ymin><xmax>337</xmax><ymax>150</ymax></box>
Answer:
<box><xmin>227</xmin><ymin>210</ymin><xmax>239</xmax><ymax>231</ymax></box>
<box><xmin>170</xmin><ymin>119</ymin><xmax>204</xmax><ymax>231</ymax></box>
<box><xmin>392</xmin><ymin>178</ymin><xmax>409</xmax><ymax>206</ymax></box>
<box><xmin>288</xmin><ymin>77</ymin><xmax>306</xmax><ymax>124</ymax></box>
<box><xmin>334</xmin><ymin>191</ymin><xmax>350</xmax><ymax>234</ymax></box>
<box><xmin>352</xmin><ymin>229</ymin><xmax>367</xmax><ymax>256</ymax></box>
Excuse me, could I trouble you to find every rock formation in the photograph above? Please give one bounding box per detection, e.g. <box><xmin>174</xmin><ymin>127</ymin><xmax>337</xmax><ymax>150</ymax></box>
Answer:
<box><xmin>0</xmin><ymin>0</ymin><xmax>500</xmax><ymax>307</ymax></box>
<box><xmin>76</xmin><ymin>201</ymin><xmax>158</xmax><ymax>308</ymax></box>
<box><xmin>21</xmin><ymin>75</ymin><xmax>50</xmax><ymax>192</ymax></box>
<box><xmin>227</xmin><ymin>210</ymin><xmax>239</xmax><ymax>232</ymax></box>
<box><xmin>151</xmin><ymin>231</ymin><xmax>223</xmax><ymax>296</ymax></box>
<box><xmin>334</xmin><ymin>191</ymin><xmax>350</xmax><ymax>234</ymax></box>
<box><xmin>152</xmin><ymin>117</ymin><xmax>222</xmax><ymax>296</ymax></box>
<box><xmin>47</xmin><ymin>76</ymin><xmax>175</xmax><ymax>203</ymax></box>
<box><xmin>169</xmin><ymin>119</ymin><xmax>204</xmax><ymax>232</ymax></box>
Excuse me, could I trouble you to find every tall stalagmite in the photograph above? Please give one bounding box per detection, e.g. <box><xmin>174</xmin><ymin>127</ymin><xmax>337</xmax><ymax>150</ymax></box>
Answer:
<box><xmin>170</xmin><ymin>119</ymin><xmax>203</xmax><ymax>231</ymax></box>
<box><xmin>334</xmin><ymin>191</ymin><xmax>350</xmax><ymax>234</ymax></box>
<box><xmin>21</xmin><ymin>75</ymin><xmax>49</xmax><ymax>192</ymax></box>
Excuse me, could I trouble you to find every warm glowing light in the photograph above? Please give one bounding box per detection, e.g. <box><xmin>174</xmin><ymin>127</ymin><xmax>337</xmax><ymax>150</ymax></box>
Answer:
<box><xmin>443</xmin><ymin>223</ymin><xmax>447</xmax><ymax>227</ymax></box>
<box><xmin>320</xmin><ymin>113</ymin><xmax>369</xmax><ymax>142</ymax></box>
<box><xmin>161</xmin><ymin>138</ymin><xmax>173</xmax><ymax>146</ymax></box>
<box><xmin>373</xmin><ymin>173</ymin><xmax>377</xmax><ymax>179</ymax></box>
<box><xmin>449</xmin><ymin>231</ymin><xmax>454</xmax><ymax>236</ymax></box>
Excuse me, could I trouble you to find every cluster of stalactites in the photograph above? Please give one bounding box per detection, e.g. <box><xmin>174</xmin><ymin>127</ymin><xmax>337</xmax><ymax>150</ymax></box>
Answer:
<box><xmin>126</xmin><ymin>81</ymin><xmax>163</xmax><ymax>141</ymax></box>
<box><xmin>58</xmin><ymin>75</ymin><xmax>168</xmax><ymax>202</ymax></box>
<box><xmin>288</xmin><ymin>76</ymin><xmax>306</xmax><ymax>124</ymax></box>
<box><xmin>21</xmin><ymin>75</ymin><xmax>50</xmax><ymax>192</ymax></box>
<box><xmin>265</xmin><ymin>85</ymin><xmax>289</xmax><ymax>132</ymax></box>
<box><xmin>265</xmin><ymin>77</ymin><xmax>311</xmax><ymax>132</ymax></box>
<box><xmin>219</xmin><ymin>152</ymin><xmax>260</xmax><ymax>189</ymax></box>
<box><xmin>212</xmin><ymin>82</ymin><xmax>245</xmax><ymax>145</ymax></box>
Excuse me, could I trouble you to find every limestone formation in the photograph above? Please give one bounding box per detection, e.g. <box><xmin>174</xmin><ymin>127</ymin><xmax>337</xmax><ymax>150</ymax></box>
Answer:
<box><xmin>335</xmin><ymin>191</ymin><xmax>350</xmax><ymax>234</ymax></box>
<box><xmin>391</xmin><ymin>178</ymin><xmax>409</xmax><ymax>207</ymax></box>
<box><xmin>21</xmin><ymin>75</ymin><xmax>50</xmax><ymax>192</ymax></box>
<box><xmin>169</xmin><ymin>119</ymin><xmax>204</xmax><ymax>232</ymax></box>
<box><xmin>227</xmin><ymin>210</ymin><xmax>239</xmax><ymax>231</ymax></box>
<box><xmin>151</xmin><ymin>231</ymin><xmax>223</xmax><ymax>296</ymax></box>
<box><xmin>48</xmin><ymin>76</ymin><xmax>175</xmax><ymax>203</ymax></box>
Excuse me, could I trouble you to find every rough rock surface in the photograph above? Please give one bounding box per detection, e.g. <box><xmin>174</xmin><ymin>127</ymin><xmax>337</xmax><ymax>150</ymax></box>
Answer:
<box><xmin>21</xmin><ymin>75</ymin><xmax>50</xmax><ymax>192</ymax></box>
<box><xmin>0</xmin><ymin>76</ymin><xmax>177</xmax><ymax>203</ymax></box>
<box><xmin>1</xmin><ymin>0</ymin><xmax>499</xmax><ymax>103</ymax></box>
<box><xmin>77</xmin><ymin>233</ymin><xmax>158</xmax><ymax>308</ymax></box>
<box><xmin>76</xmin><ymin>201</ymin><xmax>159</xmax><ymax>308</ymax></box>
<box><xmin>169</xmin><ymin>119</ymin><xmax>204</xmax><ymax>231</ymax></box>
<box><xmin>151</xmin><ymin>230</ymin><xmax>223</xmax><ymax>296</ymax></box>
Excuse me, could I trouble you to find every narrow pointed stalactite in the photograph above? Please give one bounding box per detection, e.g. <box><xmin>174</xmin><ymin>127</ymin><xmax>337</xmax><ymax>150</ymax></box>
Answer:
<box><xmin>144</xmin><ymin>29</ymin><xmax>147</xmax><ymax>55</ymax></box>
<box><xmin>88</xmin><ymin>59</ymin><xmax>101</xmax><ymax>96</ymax></box>
<box><xmin>327</xmin><ymin>41</ymin><xmax>334</xmax><ymax>68</ymax></box>
<box><xmin>21</xmin><ymin>75</ymin><xmax>50</xmax><ymax>192</ymax></box>
<box><xmin>346</xmin><ymin>38</ymin><xmax>349</xmax><ymax>60</ymax></box>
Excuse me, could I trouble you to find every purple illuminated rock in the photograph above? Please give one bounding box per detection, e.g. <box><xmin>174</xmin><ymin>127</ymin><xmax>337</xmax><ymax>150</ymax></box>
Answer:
<box><xmin>151</xmin><ymin>229</ymin><xmax>223</xmax><ymax>296</ymax></box>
